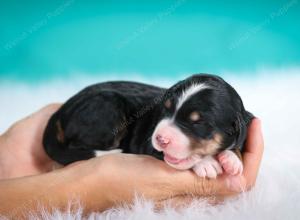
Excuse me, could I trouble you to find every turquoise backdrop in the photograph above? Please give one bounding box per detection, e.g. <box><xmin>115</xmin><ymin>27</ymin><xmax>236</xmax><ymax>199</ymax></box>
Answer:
<box><xmin>0</xmin><ymin>0</ymin><xmax>299</xmax><ymax>82</ymax></box>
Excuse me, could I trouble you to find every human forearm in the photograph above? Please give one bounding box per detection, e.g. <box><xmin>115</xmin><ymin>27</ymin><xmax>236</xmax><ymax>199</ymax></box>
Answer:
<box><xmin>0</xmin><ymin>163</ymin><xmax>110</xmax><ymax>218</ymax></box>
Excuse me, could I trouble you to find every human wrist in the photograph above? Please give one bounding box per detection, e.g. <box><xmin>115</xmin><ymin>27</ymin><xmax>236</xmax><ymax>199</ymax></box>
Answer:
<box><xmin>0</xmin><ymin>168</ymin><xmax>76</xmax><ymax>218</ymax></box>
<box><xmin>60</xmin><ymin>159</ymin><xmax>113</xmax><ymax>212</ymax></box>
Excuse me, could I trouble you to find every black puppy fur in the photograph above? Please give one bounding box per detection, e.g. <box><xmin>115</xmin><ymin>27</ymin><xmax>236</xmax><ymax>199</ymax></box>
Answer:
<box><xmin>43</xmin><ymin>74</ymin><xmax>253</xmax><ymax>165</ymax></box>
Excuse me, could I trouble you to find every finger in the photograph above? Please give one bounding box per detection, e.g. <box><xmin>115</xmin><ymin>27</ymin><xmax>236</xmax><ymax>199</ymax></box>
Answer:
<box><xmin>23</xmin><ymin>103</ymin><xmax>62</xmax><ymax>137</ymax></box>
<box><xmin>28</xmin><ymin>103</ymin><xmax>62</xmax><ymax>122</ymax></box>
<box><xmin>5</xmin><ymin>103</ymin><xmax>62</xmax><ymax>134</ymax></box>
<box><xmin>171</xmin><ymin>169</ymin><xmax>227</xmax><ymax>196</ymax></box>
<box><xmin>22</xmin><ymin>104</ymin><xmax>62</xmax><ymax>137</ymax></box>
<box><xmin>242</xmin><ymin>118</ymin><xmax>264</xmax><ymax>187</ymax></box>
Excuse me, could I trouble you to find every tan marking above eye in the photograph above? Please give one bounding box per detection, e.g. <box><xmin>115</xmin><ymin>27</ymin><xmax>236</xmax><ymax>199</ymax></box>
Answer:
<box><xmin>190</xmin><ymin>111</ymin><xmax>201</xmax><ymax>122</ymax></box>
<box><xmin>164</xmin><ymin>99</ymin><xmax>172</xmax><ymax>108</ymax></box>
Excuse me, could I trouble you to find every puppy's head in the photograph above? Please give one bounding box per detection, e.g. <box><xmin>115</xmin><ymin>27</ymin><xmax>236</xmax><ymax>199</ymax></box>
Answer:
<box><xmin>151</xmin><ymin>74</ymin><xmax>251</xmax><ymax>170</ymax></box>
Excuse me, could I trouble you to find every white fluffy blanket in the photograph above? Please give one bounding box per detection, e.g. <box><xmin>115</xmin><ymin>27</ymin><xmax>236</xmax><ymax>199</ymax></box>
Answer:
<box><xmin>1</xmin><ymin>68</ymin><xmax>300</xmax><ymax>220</ymax></box>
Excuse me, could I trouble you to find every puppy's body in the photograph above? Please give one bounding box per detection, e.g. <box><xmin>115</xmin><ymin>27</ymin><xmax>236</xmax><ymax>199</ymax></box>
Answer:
<box><xmin>43</xmin><ymin>81</ymin><xmax>166</xmax><ymax>165</ymax></box>
<box><xmin>43</xmin><ymin>74</ymin><xmax>253</xmax><ymax>177</ymax></box>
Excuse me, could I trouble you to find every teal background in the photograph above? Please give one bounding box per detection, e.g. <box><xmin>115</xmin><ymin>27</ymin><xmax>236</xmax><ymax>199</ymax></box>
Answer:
<box><xmin>0</xmin><ymin>0</ymin><xmax>299</xmax><ymax>82</ymax></box>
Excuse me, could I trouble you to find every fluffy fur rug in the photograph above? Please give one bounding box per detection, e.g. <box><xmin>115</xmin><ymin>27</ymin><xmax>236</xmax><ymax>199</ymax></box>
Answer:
<box><xmin>1</xmin><ymin>68</ymin><xmax>300</xmax><ymax>219</ymax></box>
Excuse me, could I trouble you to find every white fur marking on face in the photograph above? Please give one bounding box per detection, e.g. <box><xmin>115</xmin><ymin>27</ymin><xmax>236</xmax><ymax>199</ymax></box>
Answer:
<box><xmin>94</xmin><ymin>149</ymin><xmax>122</xmax><ymax>157</ymax></box>
<box><xmin>192</xmin><ymin>155</ymin><xmax>223</xmax><ymax>178</ymax></box>
<box><xmin>151</xmin><ymin>118</ymin><xmax>191</xmax><ymax>158</ymax></box>
<box><xmin>175</xmin><ymin>83</ymin><xmax>210</xmax><ymax>112</ymax></box>
<box><xmin>218</xmin><ymin>150</ymin><xmax>243</xmax><ymax>176</ymax></box>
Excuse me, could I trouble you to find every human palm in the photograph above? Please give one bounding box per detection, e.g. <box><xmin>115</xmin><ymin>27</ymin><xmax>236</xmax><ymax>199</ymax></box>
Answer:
<box><xmin>0</xmin><ymin>104</ymin><xmax>61</xmax><ymax>179</ymax></box>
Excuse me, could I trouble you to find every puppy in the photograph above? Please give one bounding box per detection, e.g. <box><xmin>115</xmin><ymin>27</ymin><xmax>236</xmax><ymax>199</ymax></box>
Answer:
<box><xmin>43</xmin><ymin>74</ymin><xmax>253</xmax><ymax>178</ymax></box>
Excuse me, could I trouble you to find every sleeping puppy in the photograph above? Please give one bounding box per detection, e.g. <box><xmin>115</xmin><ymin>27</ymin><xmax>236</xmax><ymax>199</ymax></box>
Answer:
<box><xmin>43</xmin><ymin>74</ymin><xmax>253</xmax><ymax>178</ymax></box>
<box><xmin>152</xmin><ymin>75</ymin><xmax>253</xmax><ymax>177</ymax></box>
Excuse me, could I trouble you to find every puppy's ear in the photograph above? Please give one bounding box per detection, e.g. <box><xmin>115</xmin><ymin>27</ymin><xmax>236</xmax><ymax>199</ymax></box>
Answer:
<box><xmin>231</xmin><ymin>111</ymin><xmax>254</xmax><ymax>133</ymax></box>
<box><xmin>244</xmin><ymin>111</ymin><xmax>254</xmax><ymax>126</ymax></box>
<box><xmin>233</xmin><ymin>112</ymin><xmax>243</xmax><ymax>134</ymax></box>
<box><xmin>233</xmin><ymin>111</ymin><xmax>254</xmax><ymax>151</ymax></box>
<box><xmin>225</xmin><ymin>113</ymin><xmax>242</xmax><ymax>136</ymax></box>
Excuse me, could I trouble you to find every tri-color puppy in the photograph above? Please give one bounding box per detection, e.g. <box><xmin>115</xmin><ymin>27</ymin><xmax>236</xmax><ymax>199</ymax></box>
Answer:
<box><xmin>43</xmin><ymin>74</ymin><xmax>253</xmax><ymax>178</ymax></box>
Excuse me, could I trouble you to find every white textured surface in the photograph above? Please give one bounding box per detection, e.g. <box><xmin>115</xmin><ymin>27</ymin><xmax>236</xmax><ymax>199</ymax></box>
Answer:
<box><xmin>0</xmin><ymin>68</ymin><xmax>300</xmax><ymax>219</ymax></box>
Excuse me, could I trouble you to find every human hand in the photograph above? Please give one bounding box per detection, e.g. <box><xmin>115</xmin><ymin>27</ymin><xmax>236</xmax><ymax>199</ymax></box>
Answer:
<box><xmin>0</xmin><ymin>103</ymin><xmax>263</xmax><ymax>214</ymax></box>
<box><xmin>73</xmin><ymin>118</ymin><xmax>264</xmax><ymax>211</ymax></box>
<box><xmin>0</xmin><ymin>104</ymin><xmax>62</xmax><ymax>179</ymax></box>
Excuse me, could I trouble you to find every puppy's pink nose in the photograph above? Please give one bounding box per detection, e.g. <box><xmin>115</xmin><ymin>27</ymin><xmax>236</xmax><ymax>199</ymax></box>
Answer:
<box><xmin>156</xmin><ymin>134</ymin><xmax>170</xmax><ymax>148</ymax></box>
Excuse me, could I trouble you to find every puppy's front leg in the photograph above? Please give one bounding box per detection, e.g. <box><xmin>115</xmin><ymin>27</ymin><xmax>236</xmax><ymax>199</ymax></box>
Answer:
<box><xmin>192</xmin><ymin>156</ymin><xmax>223</xmax><ymax>178</ymax></box>
<box><xmin>218</xmin><ymin>149</ymin><xmax>243</xmax><ymax>176</ymax></box>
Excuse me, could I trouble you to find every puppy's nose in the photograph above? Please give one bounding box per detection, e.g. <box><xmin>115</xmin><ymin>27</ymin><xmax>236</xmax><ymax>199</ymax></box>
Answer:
<box><xmin>156</xmin><ymin>134</ymin><xmax>170</xmax><ymax>148</ymax></box>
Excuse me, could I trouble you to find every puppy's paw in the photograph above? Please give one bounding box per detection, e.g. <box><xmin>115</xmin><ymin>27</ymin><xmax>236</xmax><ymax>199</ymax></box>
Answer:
<box><xmin>192</xmin><ymin>156</ymin><xmax>223</xmax><ymax>179</ymax></box>
<box><xmin>218</xmin><ymin>150</ymin><xmax>243</xmax><ymax>176</ymax></box>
